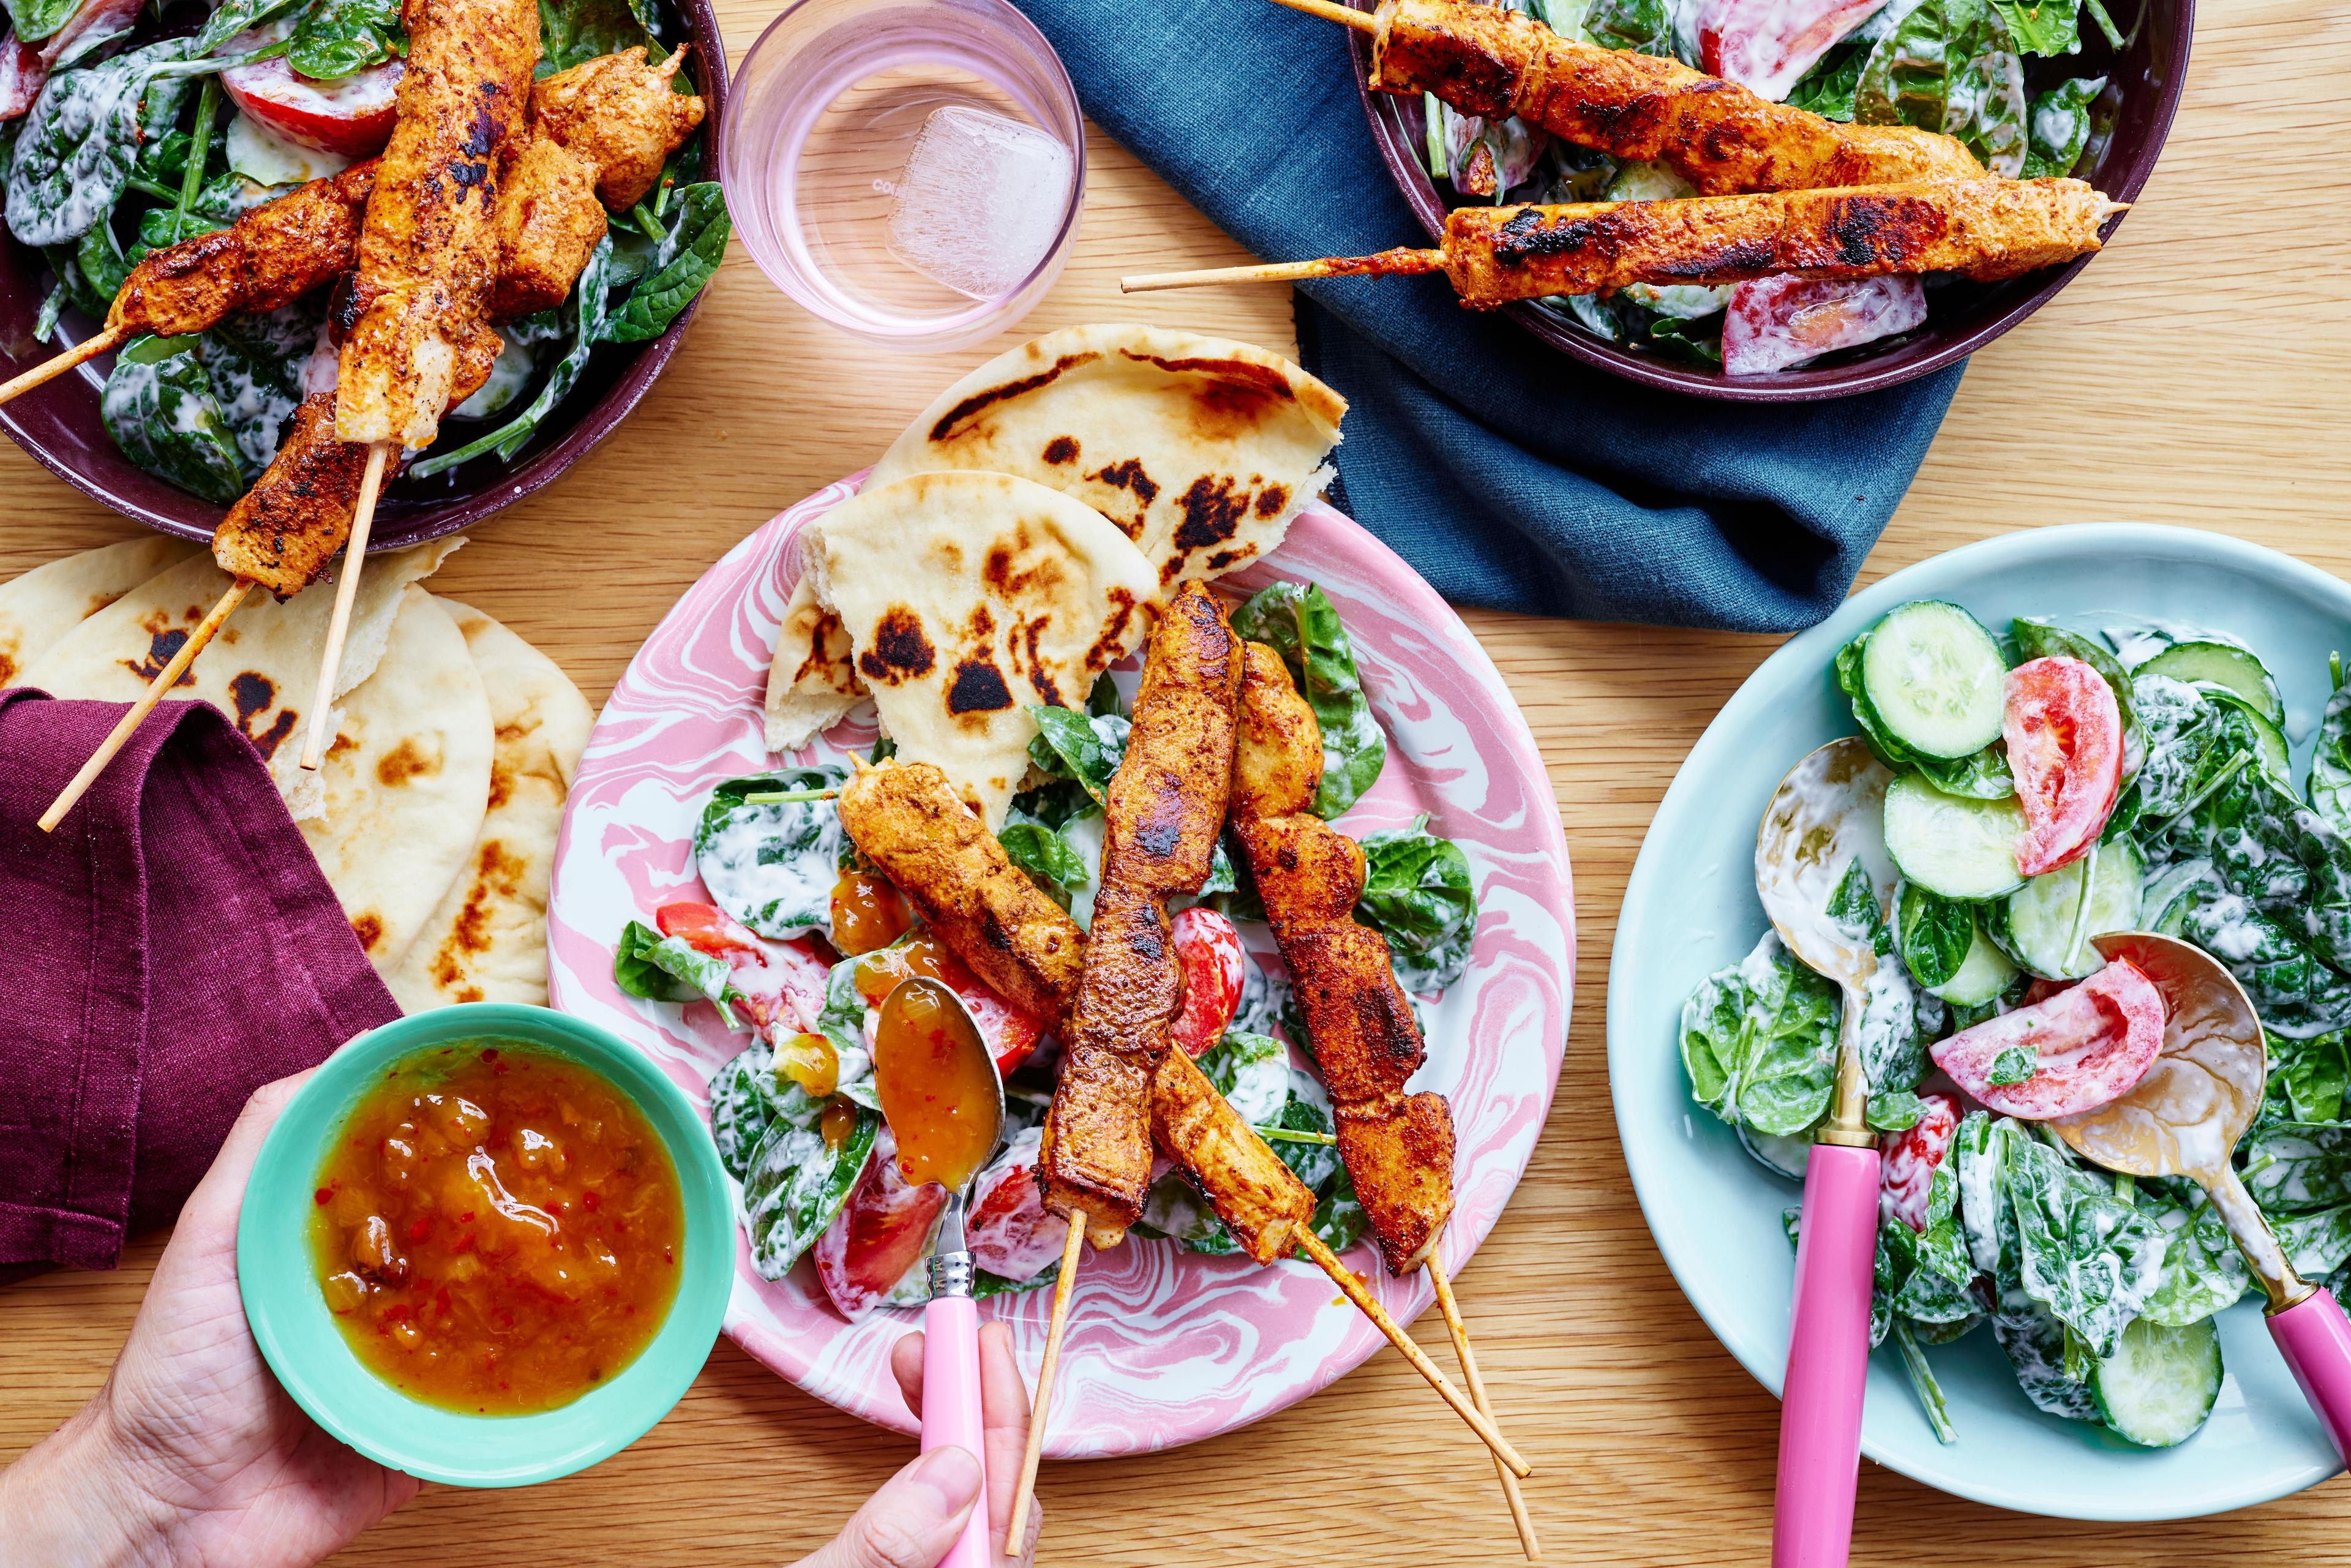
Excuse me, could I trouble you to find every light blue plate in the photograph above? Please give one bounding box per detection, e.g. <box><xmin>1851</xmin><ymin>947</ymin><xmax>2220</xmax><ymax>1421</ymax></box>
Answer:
<box><xmin>1609</xmin><ymin>524</ymin><xmax>2350</xmax><ymax>1519</ymax></box>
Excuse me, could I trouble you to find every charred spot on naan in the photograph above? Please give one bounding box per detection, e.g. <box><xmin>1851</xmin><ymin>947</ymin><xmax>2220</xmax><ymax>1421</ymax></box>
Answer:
<box><xmin>377</xmin><ymin>737</ymin><xmax>443</xmax><ymax>786</ymax></box>
<box><xmin>947</xmin><ymin>656</ymin><xmax>1014</xmax><ymax>718</ymax></box>
<box><xmin>1163</xmin><ymin>475</ymin><xmax>1280</xmax><ymax>582</ymax></box>
<box><xmin>425</xmin><ymin>838</ymin><xmax>530</xmax><ymax>999</ymax></box>
<box><xmin>1010</xmin><ymin>615</ymin><xmax>1063</xmax><ymax>708</ymax></box>
<box><xmin>929</xmin><ymin>351</ymin><xmax>1101</xmax><ymax>443</ymax></box>
<box><xmin>795</xmin><ymin>609</ymin><xmax>858</xmax><ymax>694</ymax></box>
<box><xmin>228</xmin><ymin>669</ymin><xmax>297</xmax><ymax>759</ymax></box>
<box><xmin>351</xmin><ymin>911</ymin><xmax>386</xmax><ymax>952</ymax></box>
<box><xmin>1082</xmin><ymin>459</ymin><xmax>1159</xmax><ymax>541</ymax></box>
<box><xmin>124</xmin><ymin>609</ymin><xmax>201</xmax><ymax>687</ymax></box>
<box><xmin>859</xmin><ymin>605</ymin><xmax>937</xmax><ymax>683</ymax></box>
<box><xmin>1085</xmin><ymin>587</ymin><xmax>1144</xmax><ymax>672</ymax></box>
<box><xmin>1042</xmin><ymin>436</ymin><xmax>1079</xmax><ymax>465</ymax></box>
<box><xmin>981</xmin><ymin>527</ymin><xmax>1070</xmax><ymax>601</ymax></box>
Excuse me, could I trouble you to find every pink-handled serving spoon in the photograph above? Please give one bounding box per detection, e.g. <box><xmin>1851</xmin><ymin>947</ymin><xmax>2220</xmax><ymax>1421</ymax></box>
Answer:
<box><xmin>872</xmin><ymin>976</ymin><xmax>1008</xmax><ymax>1568</ymax></box>
<box><xmin>2054</xmin><ymin>931</ymin><xmax>2351</xmax><ymax>1460</ymax></box>
<box><xmin>1755</xmin><ymin>738</ymin><xmax>1897</xmax><ymax>1568</ymax></box>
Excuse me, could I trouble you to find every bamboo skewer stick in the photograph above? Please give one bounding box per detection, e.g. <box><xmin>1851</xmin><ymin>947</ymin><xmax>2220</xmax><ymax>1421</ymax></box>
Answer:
<box><xmin>1007</xmin><ymin>1207</ymin><xmax>1087</xmax><ymax>1547</ymax></box>
<box><xmin>1292</xmin><ymin>1226</ymin><xmax>1532</xmax><ymax>1477</ymax></box>
<box><xmin>1122</xmin><ymin>250</ymin><xmax>1444</xmax><ymax>294</ymax></box>
<box><xmin>0</xmin><ymin>324</ymin><xmax>129</xmax><ymax>407</ymax></box>
<box><xmin>37</xmin><ymin>578</ymin><xmax>253</xmax><ymax>831</ymax></box>
<box><xmin>298</xmin><ymin>440</ymin><xmax>390</xmax><ymax>771</ymax></box>
<box><xmin>1429</xmin><ymin>1257</ymin><xmax>1541</xmax><ymax>1561</ymax></box>
<box><xmin>1264</xmin><ymin>0</ymin><xmax>1379</xmax><ymax>31</ymax></box>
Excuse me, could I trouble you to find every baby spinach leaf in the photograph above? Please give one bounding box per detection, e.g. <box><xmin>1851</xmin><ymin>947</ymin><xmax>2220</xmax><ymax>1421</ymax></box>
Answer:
<box><xmin>1680</xmin><ymin>932</ymin><xmax>1841</xmax><ymax>1136</ymax></box>
<box><xmin>1269</xmin><ymin>1086</ymin><xmax>1341</xmax><ymax>1191</ymax></box>
<box><xmin>192</xmin><ymin>0</ymin><xmax>315</xmax><ymax>54</ymax></box>
<box><xmin>1854</xmin><ymin>0</ymin><xmax>2028</xmax><ymax>177</ymax></box>
<box><xmin>1026</xmin><ymin>703</ymin><xmax>1128</xmax><ymax>808</ymax></box>
<box><xmin>287</xmin><ymin>0</ymin><xmax>405</xmax><ymax>81</ymax></box>
<box><xmin>1834</xmin><ymin>634</ymin><xmax>2015</xmax><ymax>799</ymax></box>
<box><xmin>1989</xmin><ymin>0</ymin><xmax>2080</xmax><ymax>55</ymax></box>
<box><xmin>693</xmin><ymin>765</ymin><xmax>850</xmax><ymax>939</ymax></box>
<box><xmin>1895</xmin><ymin>883</ymin><xmax>1976</xmax><ymax>989</ymax></box>
<box><xmin>1356</xmin><ymin>814</ymin><xmax>1478</xmax><ymax>994</ymax></box>
<box><xmin>2128</xmin><ymin>674</ymin><xmax>2216</xmax><ymax>827</ymax></box>
<box><xmin>1989</xmin><ymin>1045</ymin><xmax>2036</xmax><ymax>1086</ymax></box>
<box><xmin>1992</xmin><ymin>1300</ymin><xmax>2101</xmax><ymax>1420</ymax></box>
<box><xmin>2271</xmin><ymin>1030</ymin><xmax>2351</xmax><ymax>1125</ymax></box>
<box><xmin>2309</xmin><ymin>685</ymin><xmax>2351</xmax><ymax>839</ymax></box>
<box><xmin>604</xmin><ymin>181</ymin><xmax>728</xmax><ymax>341</ymax></box>
<box><xmin>2169</xmin><ymin>883</ymin><xmax>2351</xmax><ymax>1040</ymax></box>
<box><xmin>2136</xmin><ymin>1190</ymin><xmax>2249</xmax><ymax>1326</ymax></box>
<box><xmin>741</xmin><ymin>1108</ymin><xmax>877</xmax><ymax>1281</ymax></box>
<box><xmin>709</xmin><ymin>1039</ymin><xmax>827</xmax><ymax>1182</ymax></box>
<box><xmin>73</xmin><ymin>214</ymin><xmax>130</xmax><ymax>302</ymax></box>
<box><xmin>999</xmin><ymin>820</ymin><xmax>1090</xmax><ymax>908</ymax></box>
<box><xmin>1197</xmin><ymin>1030</ymin><xmax>1291</xmax><ymax>1126</ymax></box>
<box><xmin>2001</xmin><ymin>1131</ymin><xmax>2167</xmax><ymax>1357</ymax></box>
<box><xmin>2020</xmin><ymin>75</ymin><xmax>2106</xmax><ymax>177</ymax></box>
<box><xmin>2196</xmin><ymin>770</ymin><xmax>2351</xmax><ymax>973</ymax></box>
<box><xmin>2245</xmin><ymin>1122</ymin><xmax>2351</xmax><ymax>1215</ymax></box>
<box><xmin>100</xmin><ymin>333</ymin><xmax>246</xmax><ymax>505</ymax></box>
<box><xmin>612</xmin><ymin>918</ymin><xmax>747</xmax><ymax>1027</ymax></box>
<box><xmin>1787</xmin><ymin>40</ymin><xmax>1867</xmax><ymax>120</ymax></box>
<box><xmin>1580</xmin><ymin>0</ymin><xmax>1672</xmax><ymax>54</ymax></box>
<box><xmin>2275</xmin><ymin>1204</ymin><xmax>2351</xmax><ymax>1282</ymax></box>
<box><xmin>1914</xmin><ymin>1155</ymin><xmax>1978</xmax><ymax>1288</ymax></box>
<box><xmin>1826</xmin><ymin>859</ymin><xmax>1891</xmax><ymax>954</ymax></box>
<box><xmin>6</xmin><ymin>39</ymin><xmax>220</xmax><ymax>248</ymax></box>
<box><xmin>1867</xmin><ymin>1088</ymin><xmax>1927</xmax><ymax>1133</ymax></box>
<box><xmin>539</xmin><ymin>0</ymin><xmax>656</xmax><ymax>76</ymax></box>
<box><xmin>1231</xmin><ymin>581</ymin><xmax>1387</xmax><ymax>818</ymax></box>
<box><xmin>1891</xmin><ymin>1320</ymin><xmax>1960</xmax><ymax>1443</ymax></box>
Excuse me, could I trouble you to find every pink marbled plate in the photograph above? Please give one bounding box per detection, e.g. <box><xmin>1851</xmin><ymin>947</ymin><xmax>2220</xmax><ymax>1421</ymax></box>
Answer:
<box><xmin>545</xmin><ymin>477</ymin><xmax>1573</xmax><ymax>1457</ymax></box>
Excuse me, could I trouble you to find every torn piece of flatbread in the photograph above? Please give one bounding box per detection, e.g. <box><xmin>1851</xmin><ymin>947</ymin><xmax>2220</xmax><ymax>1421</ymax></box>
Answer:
<box><xmin>299</xmin><ymin>587</ymin><xmax>494</xmax><ymax>974</ymax></box>
<box><xmin>21</xmin><ymin>539</ymin><xmax>462</xmax><ymax>820</ymax></box>
<box><xmin>0</xmin><ymin>536</ymin><xmax>200</xmax><ymax>687</ymax></box>
<box><xmin>386</xmin><ymin>598</ymin><xmax>592</xmax><ymax>1010</ymax></box>
<box><xmin>871</xmin><ymin>323</ymin><xmax>1346</xmax><ymax>588</ymax></box>
<box><xmin>806</xmin><ymin>471</ymin><xmax>1160</xmax><ymax>829</ymax></box>
<box><xmin>763</xmin><ymin>572</ymin><xmax>862</xmax><ymax>753</ymax></box>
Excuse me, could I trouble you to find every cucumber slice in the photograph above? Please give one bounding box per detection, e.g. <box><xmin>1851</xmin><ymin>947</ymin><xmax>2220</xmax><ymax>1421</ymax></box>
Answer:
<box><xmin>1738</xmin><ymin>1124</ymin><xmax>1812</xmax><ymax>1179</ymax></box>
<box><xmin>1930</xmin><ymin>917</ymin><xmax>2022</xmax><ymax>1005</ymax></box>
<box><xmin>2139</xmin><ymin>640</ymin><xmax>2284</xmax><ymax>724</ymax></box>
<box><xmin>1884</xmin><ymin>773</ymin><xmax>2028</xmax><ymax>899</ymax></box>
<box><xmin>2145</xmin><ymin>860</ymin><xmax>2224</xmax><ymax>937</ymax></box>
<box><xmin>1862</xmin><ymin>602</ymin><xmax>2011</xmax><ymax>760</ymax></box>
<box><xmin>2091</xmin><ymin>1315</ymin><xmax>2222</xmax><ymax>1448</ymax></box>
<box><xmin>2196</xmin><ymin>685</ymin><xmax>2292</xmax><ymax>782</ymax></box>
<box><xmin>1991</xmin><ymin>836</ymin><xmax>2145</xmax><ymax>980</ymax></box>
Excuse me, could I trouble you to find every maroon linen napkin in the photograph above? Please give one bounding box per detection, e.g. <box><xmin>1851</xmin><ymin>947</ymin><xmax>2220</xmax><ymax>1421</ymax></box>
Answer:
<box><xmin>0</xmin><ymin>688</ymin><xmax>400</xmax><ymax>1281</ymax></box>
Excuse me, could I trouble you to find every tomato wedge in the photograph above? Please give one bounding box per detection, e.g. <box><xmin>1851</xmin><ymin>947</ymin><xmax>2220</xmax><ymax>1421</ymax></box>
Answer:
<box><xmin>1929</xmin><ymin>959</ymin><xmax>2165</xmax><ymax>1119</ymax></box>
<box><xmin>656</xmin><ymin>901</ymin><xmax>830</xmax><ymax>1035</ymax></box>
<box><xmin>812</xmin><ymin>1125</ymin><xmax>947</xmax><ymax>1320</ymax></box>
<box><xmin>1696</xmin><ymin>0</ymin><xmax>1891</xmax><ymax>100</ymax></box>
<box><xmin>1879</xmin><ymin>1090</ymin><xmax>1959</xmax><ymax>1231</ymax></box>
<box><xmin>221</xmin><ymin>53</ymin><xmax>401</xmax><ymax>158</ymax></box>
<box><xmin>1722</xmin><ymin>276</ymin><xmax>1927</xmax><ymax>376</ymax></box>
<box><xmin>1169</xmin><ymin>906</ymin><xmax>1247</xmax><ymax>1059</ymax></box>
<box><xmin>2004</xmin><ymin>656</ymin><xmax>2124</xmax><ymax>876</ymax></box>
<box><xmin>964</xmin><ymin>1127</ymin><xmax>1065</xmax><ymax>1281</ymax></box>
<box><xmin>1</xmin><ymin>0</ymin><xmax>142</xmax><ymax>120</ymax></box>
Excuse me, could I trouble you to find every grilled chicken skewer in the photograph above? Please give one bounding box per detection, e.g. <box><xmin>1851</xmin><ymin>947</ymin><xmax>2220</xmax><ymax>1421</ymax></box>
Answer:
<box><xmin>1124</xmin><ymin>177</ymin><xmax>2124</xmax><ymax>304</ymax></box>
<box><xmin>0</xmin><ymin>47</ymin><xmax>702</xmax><ymax>410</ymax></box>
<box><xmin>836</xmin><ymin>752</ymin><xmax>1533</xmax><ymax>1515</ymax></box>
<box><xmin>1273</xmin><ymin>0</ymin><xmax>1983</xmax><ymax>194</ymax></box>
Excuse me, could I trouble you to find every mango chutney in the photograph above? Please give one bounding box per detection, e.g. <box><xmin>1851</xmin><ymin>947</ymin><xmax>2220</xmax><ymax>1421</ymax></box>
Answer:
<box><xmin>309</xmin><ymin>1042</ymin><xmax>684</xmax><ymax>1415</ymax></box>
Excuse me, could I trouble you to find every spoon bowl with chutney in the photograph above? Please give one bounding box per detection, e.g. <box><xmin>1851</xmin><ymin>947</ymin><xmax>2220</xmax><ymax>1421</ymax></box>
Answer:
<box><xmin>237</xmin><ymin>1003</ymin><xmax>734</xmax><ymax>1487</ymax></box>
<box><xmin>871</xmin><ymin>975</ymin><xmax>1007</xmax><ymax>1568</ymax></box>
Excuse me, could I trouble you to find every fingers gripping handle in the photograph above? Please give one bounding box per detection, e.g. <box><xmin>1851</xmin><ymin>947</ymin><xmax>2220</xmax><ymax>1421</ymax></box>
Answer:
<box><xmin>921</xmin><ymin>1294</ymin><xmax>990</xmax><ymax>1568</ymax></box>
<box><xmin>1772</xmin><ymin>1143</ymin><xmax>1881</xmax><ymax>1568</ymax></box>
<box><xmin>2270</xmin><ymin>1288</ymin><xmax>2351</xmax><ymax>1463</ymax></box>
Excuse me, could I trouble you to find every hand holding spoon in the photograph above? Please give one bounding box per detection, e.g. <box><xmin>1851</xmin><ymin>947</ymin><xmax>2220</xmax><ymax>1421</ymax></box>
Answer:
<box><xmin>872</xmin><ymin>975</ymin><xmax>1007</xmax><ymax>1568</ymax></box>
<box><xmin>2055</xmin><ymin>931</ymin><xmax>2351</xmax><ymax>1459</ymax></box>
<box><xmin>1755</xmin><ymin>737</ymin><xmax>1895</xmax><ymax>1568</ymax></box>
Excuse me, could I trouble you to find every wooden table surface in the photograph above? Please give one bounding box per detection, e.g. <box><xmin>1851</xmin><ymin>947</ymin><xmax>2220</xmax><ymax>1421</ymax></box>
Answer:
<box><xmin>6</xmin><ymin>0</ymin><xmax>2349</xmax><ymax>1561</ymax></box>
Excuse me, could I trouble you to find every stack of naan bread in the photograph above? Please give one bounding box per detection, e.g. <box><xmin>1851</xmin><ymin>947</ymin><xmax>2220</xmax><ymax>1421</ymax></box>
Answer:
<box><xmin>766</xmin><ymin>324</ymin><xmax>1348</xmax><ymax>825</ymax></box>
<box><xmin>0</xmin><ymin>536</ymin><xmax>589</xmax><ymax>1012</ymax></box>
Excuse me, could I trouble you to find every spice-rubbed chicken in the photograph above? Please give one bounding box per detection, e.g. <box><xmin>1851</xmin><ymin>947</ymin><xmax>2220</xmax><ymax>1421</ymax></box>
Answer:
<box><xmin>1365</xmin><ymin>0</ymin><xmax>1983</xmax><ymax>195</ymax></box>
<box><xmin>530</xmin><ymin>44</ymin><xmax>705</xmax><ymax>211</ymax></box>
<box><xmin>1229</xmin><ymin>641</ymin><xmax>1455</xmax><ymax>1275</ymax></box>
<box><xmin>836</xmin><ymin>752</ymin><xmax>1318</xmax><ymax>1264</ymax></box>
<box><xmin>106</xmin><ymin>162</ymin><xmax>381</xmax><ymax>343</ymax></box>
<box><xmin>1037</xmin><ymin>580</ymin><xmax>1244</xmax><ymax>1246</ymax></box>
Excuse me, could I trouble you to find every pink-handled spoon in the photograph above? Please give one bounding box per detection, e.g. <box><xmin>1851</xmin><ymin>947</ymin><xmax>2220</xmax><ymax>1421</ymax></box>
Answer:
<box><xmin>2053</xmin><ymin>931</ymin><xmax>2351</xmax><ymax>1459</ymax></box>
<box><xmin>1755</xmin><ymin>738</ymin><xmax>1897</xmax><ymax>1568</ymax></box>
<box><xmin>873</xmin><ymin>976</ymin><xmax>1008</xmax><ymax>1568</ymax></box>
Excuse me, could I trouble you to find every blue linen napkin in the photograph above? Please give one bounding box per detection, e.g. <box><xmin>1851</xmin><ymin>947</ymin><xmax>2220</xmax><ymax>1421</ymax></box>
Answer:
<box><xmin>1013</xmin><ymin>0</ymin><xmax>1965</xmax><ymax>631</ymax></box>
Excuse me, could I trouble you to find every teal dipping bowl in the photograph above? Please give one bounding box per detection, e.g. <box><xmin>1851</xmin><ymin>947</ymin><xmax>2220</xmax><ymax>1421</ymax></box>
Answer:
<box><xmin>236</xmin><ymin>1003</ymin><xmax>733</xmax><ymax>1488</ymax></box>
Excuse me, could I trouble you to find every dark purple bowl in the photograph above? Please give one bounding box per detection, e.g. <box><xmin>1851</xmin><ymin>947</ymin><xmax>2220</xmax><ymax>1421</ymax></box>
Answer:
<box><xmin>0</xmin><ymin>0</ymin><xmax>727</xmax><ymax>549</ymax></box>
<box><xmin>1348</xmin><ymin>0</ymin><xmax>2189</xmax><ymax>402</ymax></box>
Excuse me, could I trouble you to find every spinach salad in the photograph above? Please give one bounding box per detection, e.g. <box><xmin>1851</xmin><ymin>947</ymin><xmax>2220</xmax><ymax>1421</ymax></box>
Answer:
<box><xmin>0</xmin><ymin>0</ymin><xmax>727</xmax><ymax>501</ymax></box>
<box><xmin>611</xmin><ymin>580</ymin><xmax>1483</xmax><ymax>1319</ymax></box>
<box><xmin>1421</xmin><ymin>0</ymin><xmax>2120</xmax><ymax>372</ymax></box>
<box><xmin>1684</xmin><ymin>599</ymin><xmax>2351</xmax><ymax>1448</ymax></box>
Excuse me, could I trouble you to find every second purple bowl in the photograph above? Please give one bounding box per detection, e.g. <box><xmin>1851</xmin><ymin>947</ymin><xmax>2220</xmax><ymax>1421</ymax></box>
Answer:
<box><xmin>0</xmin><ymin>0</ymin><xmax>729</xmax><ymax>549</ymax></box>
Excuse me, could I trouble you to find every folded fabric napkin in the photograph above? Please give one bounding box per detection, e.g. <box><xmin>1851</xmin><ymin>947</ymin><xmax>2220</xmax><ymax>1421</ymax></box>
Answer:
<box><xmin>1015</xmin><ymin>0</ymin><xmax>1965</xmax><ymax>631</ymax></box>
<box><xmin>0</xmin><ymin>690</ymin><xmax>399</xmax><ymax>1284</ymax></box>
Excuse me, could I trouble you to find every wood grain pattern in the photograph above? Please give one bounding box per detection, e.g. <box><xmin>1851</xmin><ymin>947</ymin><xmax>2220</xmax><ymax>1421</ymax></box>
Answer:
<box><xmin>4</xmin><ymin>0</ymin><xmax>2349</xmax><ymax>1559</ymax></box>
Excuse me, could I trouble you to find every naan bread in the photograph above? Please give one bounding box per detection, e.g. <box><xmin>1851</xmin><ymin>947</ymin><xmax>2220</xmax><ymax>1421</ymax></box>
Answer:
<box><xmin>806</xmin><ymin>472</ymin><xmax>1160</xmax><ymax>828</ymax></box>
<box><xmin>299</xmin><ymin>587</ymin><xmax>494</xmax><ymax>973</ymax></box>
<box><xmin>387</xmin><ymin>599</ymin><xmax>591</xmax><ymax>1010</ymax></box>
<box><xmin>21</xmin><ymin>539</ymin><xmax>462</xmax><ymax>820</ymax></box>
<box><xmin>871</xmin><ymin>324</ymin><xmax>1346</xmax><ymax>588</ymax></box>
<box><xmin>0</xmin><ymin>536</ymin><xmax>200</xmax><ymax>686</ymax></box>
<box><xmin>763</xmin><ymin>572</ymin><xmax>861</xmax><ymax>753</ymax></box>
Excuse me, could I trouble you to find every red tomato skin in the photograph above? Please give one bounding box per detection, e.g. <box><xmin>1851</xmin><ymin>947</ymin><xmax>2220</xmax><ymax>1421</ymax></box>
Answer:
<box><xmin>2</xmin><ymin>0</ymin><xmax>143</xmax><ymax>119</ymax></box>
<box><xmin>1696</xmin><ymin>0</ymin><xmax>1894</xmax><ymax>100</ymax></box>
<box><xmin>2004</xmin><ymin>656</ymin><xmax>2124</xmax><ymax>876</ymax></box>
<box><xmin>1723</xmin><ymin>276</ymin><xmax>1927</xmax><ymax>375</ymax></box>
<box><xmin>964</xmin><ymin>1127</ymin><xmax>1065</xmax><ymax>1281</ymax></box>
<box><xmin>657</xmin><ymin>901</ymin><xmax>761</xmax><ymax>956</ymax></box>
<box><xmin>1880</xmin><ymin>1090</ymin><xmax>1960</xmax><ymax>1231</ymax></box>
<box><xmin>656</xmin><ymin>902</ymin><xmax>830</xmax><ymax>1035</ymax></box>
<box><xmin>1169</xmin><ymin>906</ymin><xmax>1247</xmax><ymax>1059</ymax></box>
<box><xmin>814</xmin><ymin>1125</ymin><xmax>947</xmax><ymax>1320</ymax></box>
<box><xmin>1929</xmin><ymin>959</ymin><xmax>2165</xmax><ymax>1119</ymax></box>
<box><xmin>221</xmin><ymin>55</ymin><xmax>401</xmax><ymax>157</ymax></box>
